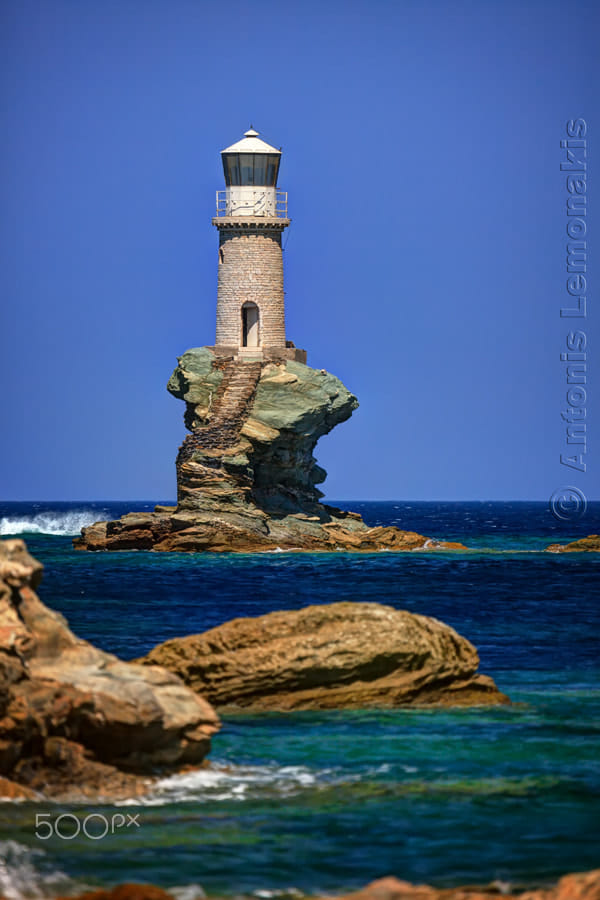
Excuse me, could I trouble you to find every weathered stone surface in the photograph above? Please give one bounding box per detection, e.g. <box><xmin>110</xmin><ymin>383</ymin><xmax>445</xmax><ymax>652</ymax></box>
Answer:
<box><xmin>139</xmin><ymin>602</ymin><xmax>509</xmax><ymax>711</ymax></box>
<box><xmin>215</xmin><ymin>226</ymin><xmax>287</xmax><ymax>348</ymax></box>
<box><xmin>0</xmin><ymin>539</ymin><xmax>220</xmax><ymax>800</ymax></box>
<box><xmin>546</xmin><ymin>535</ymin><xmax>600</xmax><ymax>553</ymax></box>
<box><xmin>75</xmin><ymin>348</ymin><xmax>469</xmax><ymax>554</ymax></box>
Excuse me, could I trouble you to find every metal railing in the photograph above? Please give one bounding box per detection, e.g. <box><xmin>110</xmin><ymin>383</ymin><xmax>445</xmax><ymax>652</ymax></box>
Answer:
<box><xmin>215</xmin><ymin>190</ymin><xmax>288</xmax><ymax>218</ymax></box>
<box><xmin>275</xmin><ymin>191</ymin><xmax>288</xmax><ymax>217</ymax></box>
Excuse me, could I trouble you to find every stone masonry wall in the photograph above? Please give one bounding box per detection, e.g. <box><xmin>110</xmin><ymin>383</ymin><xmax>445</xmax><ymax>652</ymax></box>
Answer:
<box><xmin>215</xmin><ymin>226</ymin><xmax>286</xmax><ymax>347</ymax></box>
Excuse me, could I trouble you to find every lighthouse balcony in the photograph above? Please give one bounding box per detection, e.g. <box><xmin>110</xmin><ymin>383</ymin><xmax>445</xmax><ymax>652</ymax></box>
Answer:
<box><xmin>216</xmin><ymin>189</ymin><xmax>288</xmax><ymax>218</ymax></box>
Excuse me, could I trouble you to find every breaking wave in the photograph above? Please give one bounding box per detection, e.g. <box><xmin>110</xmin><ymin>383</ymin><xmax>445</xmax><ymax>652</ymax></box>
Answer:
<box><xmin>126</xmin><ymin>760</ymin><xmax>394</xmax><ymax>806</ymax></box>
<box><xmin>135</xmin><ymin>762</ymin><xmax>324</xmax><ymax>805</ymax></box>
<box><xmin>0</xmin><ymin>510</ymin><xmax>104</xmax><ymax>537</ymax></box>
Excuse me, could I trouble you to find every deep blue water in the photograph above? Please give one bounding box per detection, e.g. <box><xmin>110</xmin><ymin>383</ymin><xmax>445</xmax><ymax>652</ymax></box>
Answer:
<box><xmin>0</xmin><ymin>501</ymin><xmax>599</xmax><ymax>898</ymax></box>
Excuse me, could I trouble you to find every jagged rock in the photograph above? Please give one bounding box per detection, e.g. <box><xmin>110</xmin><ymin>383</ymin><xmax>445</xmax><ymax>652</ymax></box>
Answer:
<box><xmin>546</xmin><ymin>535</ymin><xmax>600</xmax><ymax>553</ymax></box>
<box><xmin>139</xmin><ymin>602</ymin><xmax>509</xmax><ymax>711</ymax></box>
<box><xmin>0</xmin><ymin>539</ymin><xmax>220</xmax><ymax>801</ymax></box>
<box><xmin>75</xmin><ymin>349</ymin><xmax>468</xmax><ymax>553</ymax></box>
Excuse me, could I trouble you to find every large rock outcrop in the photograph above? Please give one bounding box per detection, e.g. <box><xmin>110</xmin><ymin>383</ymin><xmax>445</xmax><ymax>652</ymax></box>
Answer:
<box><xmin>75</xmin><ymin>349</ymin><xmax>467</xmax><ymax>553</ymax></box>
<box><xmin>0</xmin><ymin>539</ymin><xmax>220</xmax><ymax>800</ymax></box>
<box><xmin>139</xmin><ymin>602</ymin><xmax>509</xmax><ymax>710</ymax></box>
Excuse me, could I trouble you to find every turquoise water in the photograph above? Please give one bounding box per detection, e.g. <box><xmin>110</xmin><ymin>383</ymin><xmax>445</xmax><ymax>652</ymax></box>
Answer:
<box><xmin>0</xmin><ymin>502</ymin><xmax>599</xmax><ymax>897</ymax></box>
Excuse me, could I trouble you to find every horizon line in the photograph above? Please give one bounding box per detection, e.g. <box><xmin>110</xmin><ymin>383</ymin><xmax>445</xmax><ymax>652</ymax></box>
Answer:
<box><xmin>1</xmin><ymin>498</ymin><xmax>599</xmax><ymax>505</ymax></box>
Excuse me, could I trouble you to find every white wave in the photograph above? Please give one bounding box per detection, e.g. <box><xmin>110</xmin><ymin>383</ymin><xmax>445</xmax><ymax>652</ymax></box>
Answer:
<box><xmin>128</xmin><ymin>761</ymin><xmax>336</xmax><ymax>806</ymax></box>
<box><xmin>0</xmin><ymin>841</ymin><xmax>76</xmax><ymax>900</ymax></box>
<box><xmin>0</xmin><ymin>510</ymin><xmax>105</xmax><ymax>537</ymax></box>
<box><xmin>116</xmin><ymin>758</ymin><xmax>406</xmax><ymax>807</ymax></box>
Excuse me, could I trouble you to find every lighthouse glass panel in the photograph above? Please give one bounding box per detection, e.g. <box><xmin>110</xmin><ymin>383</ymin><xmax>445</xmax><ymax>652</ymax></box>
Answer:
<box><xmin>222</xmin><ymin>154</ymin><xmax>241</xmax><ymax>186</ymax></box>
<box><xmin>253</xmin><ymin>155</ymin><xmax>266</xmax><ymax>185</ymax></box>
<box><xmin>266</xmin><ymin>155</ymin><xmax>280</xmax><ymax>186</ymax></box>
<box><xmin>240</xmin><ymin>156</ymin><xmax>254</xmax><ymax>185</ymax></box>
<box><xmin>223</xmin><ymin>153</ymin><xmax>281</xmax><ymax>186</ymax></box>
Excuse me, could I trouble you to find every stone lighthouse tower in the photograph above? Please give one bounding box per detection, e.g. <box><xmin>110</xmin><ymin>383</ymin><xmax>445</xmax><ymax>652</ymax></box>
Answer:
<box><xmin>212</xmin><ymin>128</ymin><xmax>305</xmax><ymax>363</ymax></box>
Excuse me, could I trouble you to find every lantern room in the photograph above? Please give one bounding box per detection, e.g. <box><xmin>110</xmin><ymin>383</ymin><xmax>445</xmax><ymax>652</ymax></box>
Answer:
<box><xmin>217</xmin><ymin>128</ymin><xmax>286</xmax><ymax>217</ymax></box>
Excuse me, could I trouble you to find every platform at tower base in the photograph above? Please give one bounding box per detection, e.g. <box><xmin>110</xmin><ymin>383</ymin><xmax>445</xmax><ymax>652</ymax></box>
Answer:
<box><xmin>210</xmin><ymin>345</ymin><xmax>307</xmax><ymax>364</ymax></box>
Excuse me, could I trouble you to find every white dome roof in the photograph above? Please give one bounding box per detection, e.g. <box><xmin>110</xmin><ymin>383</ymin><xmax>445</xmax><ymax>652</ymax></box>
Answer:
<box><xmin>221</xmin><ymin>128</ymin><xmax>281</xmax><ymax>155</ymax></box>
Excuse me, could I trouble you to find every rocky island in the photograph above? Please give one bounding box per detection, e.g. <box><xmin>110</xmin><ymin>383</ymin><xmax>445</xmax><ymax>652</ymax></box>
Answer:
<box><xmin>74</xmin><ymin>129</ymin><xmax>467</xmax><ymax>555</ymax></box>
<box><xmin>75</xmin><ymin>348</ymin><xmax>467</xmax><ymax>553</ymax></box>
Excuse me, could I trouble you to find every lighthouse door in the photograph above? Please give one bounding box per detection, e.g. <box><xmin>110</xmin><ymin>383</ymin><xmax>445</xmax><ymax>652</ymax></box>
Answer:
<box><xmin>242</xmin><ymin>303</ymin><xmax>260</xmax><ymax>347</ymax></box>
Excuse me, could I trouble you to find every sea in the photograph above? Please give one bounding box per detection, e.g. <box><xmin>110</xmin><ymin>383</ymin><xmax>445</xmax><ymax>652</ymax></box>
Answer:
<box><xmin>0</xmin><ymin>500</ymin><xmax>599</xmax><ymax>899</ymax></box>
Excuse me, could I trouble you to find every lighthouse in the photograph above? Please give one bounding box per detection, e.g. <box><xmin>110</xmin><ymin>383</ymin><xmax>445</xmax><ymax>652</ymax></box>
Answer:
<box><xmin>212</xmin><ymin>128</ymin><xmax>306</xmax><ymax>363</ymax></box>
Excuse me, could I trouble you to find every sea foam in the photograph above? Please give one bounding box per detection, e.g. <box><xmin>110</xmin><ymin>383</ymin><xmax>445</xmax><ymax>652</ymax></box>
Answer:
<box><xmin>0</xmin><ymin>510</ymin><xmax>104</xmax><ymax>537</ymax></box>
<box><xmin>124</xmin><ymin>761</ymin><xmax>338</xmax><ymax>806</ymax></box>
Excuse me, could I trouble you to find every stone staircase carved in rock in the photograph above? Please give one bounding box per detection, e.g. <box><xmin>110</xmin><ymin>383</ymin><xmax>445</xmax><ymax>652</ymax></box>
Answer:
<box><xmin>177</xmin><ymin>361</ymin><xmax>263</xmax><ymax>463</ymax></box>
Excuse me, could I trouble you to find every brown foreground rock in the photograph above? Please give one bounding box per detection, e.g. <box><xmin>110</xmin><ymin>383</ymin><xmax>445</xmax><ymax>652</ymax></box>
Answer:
<box><xmin>0</xmin><ymin>774</ymin><xmax>38</xmax><ymax>799</ymax></box>
<box><xmin>0</xmin><ymin>539</ymin><xmax>220</xmax><ymax>801</ymax></box>
<box><xmin>139</xmin><ymin>602</ymin><xmax>509</xmax><ymax>711</ymax></box>
<box><xmin>55</xmin><ymin>888</ymin><xmax>174</xmax><ymax>900</ymax></box>
<box><xmin>49</xmin><ymin>869</ymin><xmax>600</xmax><ymax>900</ymax></box>
<box><xmin>74</xmin><ymin>349</ymin><xmax>468</xmax><ymax>554</ymax></box>
<box><xmin>546</xmin><ymin>535</ymin><xmax>600</xmax><ymax>553</ymax></box>
<box><xmin>327</xmin><ymin>870</ymin><xmax>600</xmax><ymax>900</ymax></box>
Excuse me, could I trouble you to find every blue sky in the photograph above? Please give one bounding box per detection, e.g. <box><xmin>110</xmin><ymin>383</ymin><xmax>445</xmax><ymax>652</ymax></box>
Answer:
<box><xmin>1</xmin><ymin>0</ymin><xmax>598</xmax><ymax>501</ymax></box>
